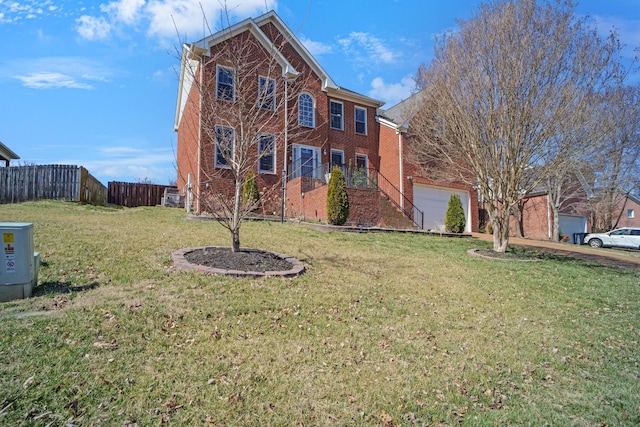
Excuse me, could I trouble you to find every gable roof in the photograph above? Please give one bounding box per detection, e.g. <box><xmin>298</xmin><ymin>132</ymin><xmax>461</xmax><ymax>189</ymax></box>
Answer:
<box><xmin>174</xmin><ymin>10</ymin><xmax>382</xmax><ymax>131</ymax></box>
<box><xmin>0</xmin><ymin>141</ymin><xmax>19</xmax><ymax>162</ymax></box>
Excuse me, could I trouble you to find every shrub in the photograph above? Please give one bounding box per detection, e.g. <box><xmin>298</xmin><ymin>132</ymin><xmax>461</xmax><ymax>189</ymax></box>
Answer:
<box><xmin>242</xmin><ymin>172</ymin><xmax>260</xmax><ymax>210</ymax></box>
<box><xmin>326</xmin><ymin>167</ymin><xmax>349</xmax><ymax>225</ymax></box>
<box><xmin>445</xmin><ymin>194</ymin><xmax>466</xmax><ymax>233</ymax></box>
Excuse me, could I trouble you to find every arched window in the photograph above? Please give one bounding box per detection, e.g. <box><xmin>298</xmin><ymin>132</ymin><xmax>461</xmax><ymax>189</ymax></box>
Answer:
<box><xmin>298</xmin><ymin>93</ymin><xmax>315</xmax><ymax>128</ymax></box>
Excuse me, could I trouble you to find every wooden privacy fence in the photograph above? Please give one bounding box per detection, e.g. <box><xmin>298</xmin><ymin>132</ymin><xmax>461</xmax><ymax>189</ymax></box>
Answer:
<box><xmin>108</xmin><ymin>182</ymin><xmax>178</xmax><ymax>208</ymax></box>
<box><xmin>0</xmin><ymin>165</ymin><xmax>107</xmax><ymax>205</ymax></box>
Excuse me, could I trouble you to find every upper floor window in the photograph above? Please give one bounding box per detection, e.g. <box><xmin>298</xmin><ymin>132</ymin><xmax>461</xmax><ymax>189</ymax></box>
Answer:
<box><xmin>355</xmin><ymin>106</ymin><xmax>367</xmax><ymax>135</ymax></box>
<box><xmin>258</xmin><ymin>76</ymin><xmax>276</xmax><ymax>110</ymax></box>
<box><xmin>216</xmin><ymin>65</ymin><xmax>235</xmax><ymax>101</ymax></box>
<box><xmin>258</xmin><ymin>134</ymin><xmax>276</xmax><ymax>173</ymax></box>
<box><xmin>629</xmin><ymin>209</ymin><xmax>635</xmax><ymax>219</ymax></box>
<box><xmin>330</xmin><ymin>100</ymin><xmax>343</xmax><ymax>130</ymax></box>
<box><xmin>214</xmin><ymin>125</ymin><xmax>234</xmax><ymax>168</ymax></box>
<box><xmin>298</xmin><ymin>93</ymin><xmax>315</xmax><ymax>127</ymax></box>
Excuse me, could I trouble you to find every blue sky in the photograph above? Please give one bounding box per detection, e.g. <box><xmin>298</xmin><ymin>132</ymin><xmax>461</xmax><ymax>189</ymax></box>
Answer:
<box><xmin>1</xmin><ymin>0</ymin><xmax>638</xmax><ymax>185</ymax></box>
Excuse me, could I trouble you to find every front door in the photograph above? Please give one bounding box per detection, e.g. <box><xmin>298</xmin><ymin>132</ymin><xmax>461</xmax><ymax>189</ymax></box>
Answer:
<box><xmin>292</xmin><ymin>145</ymin><xmax>320</xmax><ymax>179</ymax></box>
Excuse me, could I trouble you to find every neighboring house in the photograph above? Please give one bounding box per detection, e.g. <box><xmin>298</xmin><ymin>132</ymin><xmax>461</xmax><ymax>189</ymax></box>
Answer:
<box><xmin>0</xmin><ymin>141</ymin><xmax>19</xmax><ymax>166</ymax></box>
<box><xmin>512</xmin><ymin>189</ymin><xmax>591</xmax><ymax>243</ymax></box>
<box><xmin>613</xmin><ymin>193</ymin><xmax>640</xmax><ymax>228</ymax></box>
<box><xmin>174</xmin><ymin>10</ymin><xmax>388</xmax><ymax>226</ymax></box>
<box><xmin>377</xmin><ymin>94</ymin><xmax>480</xmax><ymax>232</ymax></box>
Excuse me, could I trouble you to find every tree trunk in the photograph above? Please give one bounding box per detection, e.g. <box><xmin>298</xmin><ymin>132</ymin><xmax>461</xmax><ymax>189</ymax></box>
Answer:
<box><xmin>514</xmin><ymin>201</ymin><xmax>524</xmax><ymax>238</ymax></box>
<box><xmin>231</xmin><ymin>179</ymin><xmax>243</xmax><ymax>252</ymax></box>
<box><xmin>492</xmin><ymin>217</ymin><xmax>510</xmax><ymax>253</ymax></box>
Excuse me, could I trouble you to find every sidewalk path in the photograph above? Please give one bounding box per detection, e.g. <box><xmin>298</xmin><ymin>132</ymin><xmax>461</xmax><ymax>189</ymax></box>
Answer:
<box><xmin>471</xmin><ymin>233</ymin><xmax>640</xmax><ymax>271</ymax></box>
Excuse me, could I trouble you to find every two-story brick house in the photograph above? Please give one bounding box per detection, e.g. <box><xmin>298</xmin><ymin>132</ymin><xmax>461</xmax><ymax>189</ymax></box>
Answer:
<box><xmin>174</xmin><ymin>10</ymin><xmax>385</xmax><ymax>223</ymax></box>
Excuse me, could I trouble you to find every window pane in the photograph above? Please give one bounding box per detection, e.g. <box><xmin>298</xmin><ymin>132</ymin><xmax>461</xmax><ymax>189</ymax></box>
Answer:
<box><xmin>298</xmin><ymin>94</ymin><xmax>314</xmax><ymax>127</ymax></box>
<box><xmin>331</xmin><ymin>150</ymin><xmax>344</xmax><ymax>168</ymax></box>
<box><xmin>259</xmin><ymin>76</ymin><xmax>276</xmax><ymax>110</ymax></box>
<box><xmin>355</xmin><ymin>154</ymin><xmax>367</xmax><ymax>169</ymax></box>
<box><xmin>215</xmin><ymin>126</ymin><xmax>234</xmax><ymax>167</ymax></box>
<box><xmin>355</xmin><ymin>107</ymin><xmax>366</xmax><ymax>134</ymax></box>
<box><xmin>259</xmin><ymin>135</ymin><xmax>275</xmax><ymax>173</ymax></box>
<box><xmin>217</xmin><ymin>67</ymin><xmax>235</xmax><ymax>101</ymax></box>
<box><xmin>330</xmin><ymin>101</ymin><xmax>343</xmax><ymax>130</ymax></box>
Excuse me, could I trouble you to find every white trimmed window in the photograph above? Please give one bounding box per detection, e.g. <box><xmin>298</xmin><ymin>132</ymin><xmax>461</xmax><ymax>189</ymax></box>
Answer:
<box><xmin>355</xmin><ymin>154</ymin><xmax>368</xmax><ymax>171</ymax></box>
<box><xmin>216</xmin><ymin>65</ymin><xmax>235</xmax><ymax>101</ymax></box>
<box><xmin>629</xmin><ymin>209</ymin><xmax>635</xmax><ymax>219</ymax></box>
<box><xmin>258</xmin><ymin>76</ymin><xmax>276</xmax><ymax>110</ymax></box>
<box><xmin>298</xmin><ymin>93</ymin><xmax>315</xmax><ymax>127</ymax></box>
<box><xmin>214</xmin><ymin>125</ymin><xmax>234</xmax><ymax>168</ymax></box>
<box><xmin>258</xmin><ymin>134</ymin><xmax>276</xmax><ymax>173</ymax></box>
<box><xmin>355</xmin><ymin>106</ymin><xmax>367</xmax><ymax>135</ymax></box>
<box><xmin>330</xmin><ymin>100</ymin><xmax>343</xmax><ymax>130</ymax></box>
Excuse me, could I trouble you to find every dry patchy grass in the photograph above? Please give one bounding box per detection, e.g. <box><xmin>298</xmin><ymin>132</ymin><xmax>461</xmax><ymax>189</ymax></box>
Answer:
<box><xmin>0</xmin><ymin>201</ymin><xmax>638</xmax><ymax>426</ymax></box>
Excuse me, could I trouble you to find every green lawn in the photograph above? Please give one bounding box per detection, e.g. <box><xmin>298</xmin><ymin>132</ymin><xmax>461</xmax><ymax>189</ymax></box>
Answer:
<box><xmin>1</xmin><ymin>201</ymin><xmax>638</xmax><ymax>426</ymax></box>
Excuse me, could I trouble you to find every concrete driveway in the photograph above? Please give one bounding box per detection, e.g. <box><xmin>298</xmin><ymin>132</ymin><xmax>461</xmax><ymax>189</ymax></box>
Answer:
<box><xmin>471</xmin><ymin>233</ymin><xmax>640</xmax><ymax>271</ymax></box>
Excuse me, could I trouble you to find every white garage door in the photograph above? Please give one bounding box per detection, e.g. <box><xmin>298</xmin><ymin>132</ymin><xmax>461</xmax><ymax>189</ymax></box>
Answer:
<box><xmin>413</xmin><ymin>184</ymin><xmax>471</xmax><ymax>232</ymax></box>
<box><xmin>558</xmin><ymin>214</ymin><xmax>586</xmax><ymax>244</ymax></box>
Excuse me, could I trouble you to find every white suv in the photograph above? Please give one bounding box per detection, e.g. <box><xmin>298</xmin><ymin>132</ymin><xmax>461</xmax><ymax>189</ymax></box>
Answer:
<box><xmin>584</xmin><ymin>227</ymin><xmax>640</xmax><ymax>249</ymax></box>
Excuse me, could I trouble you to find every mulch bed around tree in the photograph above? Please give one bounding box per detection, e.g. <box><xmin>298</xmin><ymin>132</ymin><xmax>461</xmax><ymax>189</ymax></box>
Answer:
<box><xmin>184</xmin><ymin>247</ymin><xmax>293</xmax><ymax>272</ymax></box>
<box><xmin>172</xmin><ymin>246</ymin><xmax>305</xmax><ymax>277</ymax></box>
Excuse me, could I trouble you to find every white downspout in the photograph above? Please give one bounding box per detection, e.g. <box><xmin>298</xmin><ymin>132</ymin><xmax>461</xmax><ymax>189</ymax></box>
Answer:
<box><xmin>398</xmin><ymin>129</ymin><xmax>404</xmax><ymax>210</ymax></box>
<box><xmin>281</xmin><ymin>77</ymin><xmax>289</xmax><ymax>223</ymax></box>
<box><xmin>196</xmin><ymin>54</ymin><xmax>203</xmax><ymax>214</ymax></box>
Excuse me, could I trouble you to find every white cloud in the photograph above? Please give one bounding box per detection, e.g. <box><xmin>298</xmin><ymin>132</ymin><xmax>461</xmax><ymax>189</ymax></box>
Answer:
<box><xmin>76</xmin><ymin>15</ymin><xmax>112</xmax><ymax>40</ymax></box>
<box><xmin>338</xmin><ymin>32</ymin><xmax>399</xmax><ymax>65</ymax></box>
<box><xmin>82</xmin><ymin>146</ymin><xmax>176</xmax><ymax>183</ymax></box>
<box><xmin>4</xmin><ymin>57</ymin><xmax>111</xmax><ymax>90</ymax></box>
<box><xmin>15</xmin><ymin>72</ymin><xmax>94</xmax><ymax>89</ymax></box>
<box><xmin>74</xmin><ymin>0</ymin><xmax>276</xmax><ymax>45</ymax></box>
<box><xmin>368</xmin><ymin>75</ymin><xmax>415</xmax><ymax>107</ymax></box>
<box><xmin>101</xmin><ymin>0</ymin><xmax>145</xmax><ymax>25</ymax></box>
<box><xmin>299</xmin><ymin>35</ymin><xmax>333</xmax><ymax>56</ymax></box>
<box><xmin>0</xmin><ymin>0</ymin><xmax>58</xmax><ymax>23</ymax></box>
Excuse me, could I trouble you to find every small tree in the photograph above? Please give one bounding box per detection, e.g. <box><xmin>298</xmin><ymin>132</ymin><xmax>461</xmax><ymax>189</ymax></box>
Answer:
<box><xmin>242</xmin><ymin>172</ymin><xmax>260</xmax><ymax>211</ymax></box>
<box><xmin>326</xmin><ymin>168</ymin><xmax>349</xmax><ymax>225</ymax></box>
<box><xmin>445</xmin><ymin>194</ymin><xmax>466</xmax><ymax>233</ymax></box>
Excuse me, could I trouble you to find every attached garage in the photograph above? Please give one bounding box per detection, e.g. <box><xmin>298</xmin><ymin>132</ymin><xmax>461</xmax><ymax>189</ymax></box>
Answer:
<box><xmin>558</xmin><ymin>214</ymin><xmax>586</xmax><ymax>244</ymax></box>
<box><xmin>413</xmin><ymin>184</ymin><xmax>471</xmax><ymax>232</ymax></box>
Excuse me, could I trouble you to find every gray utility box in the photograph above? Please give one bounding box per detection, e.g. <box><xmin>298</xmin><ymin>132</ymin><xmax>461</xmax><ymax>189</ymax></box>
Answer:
<box><xmin>0</xmin><ymin>223</ymin><xmax>40</xmax><ymax>302</ymax></box>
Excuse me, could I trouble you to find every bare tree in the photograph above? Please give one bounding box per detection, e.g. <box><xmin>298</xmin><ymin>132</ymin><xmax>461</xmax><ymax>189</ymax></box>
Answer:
<box><xmin>176</xmin><ymin>15</ymin><xmax>312</xmax><ymax>251</ymax></box>
<box><xmin>410</xmin><ymin>0</ymin><xmax>625</xmax><ymax>252</ymax></box>
<box><xmin>585</xmin><ymin>85</ymin><xmax>640</xmax><ymax>231</ymax></box>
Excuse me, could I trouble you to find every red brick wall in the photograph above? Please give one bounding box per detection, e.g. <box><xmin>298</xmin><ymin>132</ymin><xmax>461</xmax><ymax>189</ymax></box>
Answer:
<box><xmin>286</xmin><ymin>177</ymin><xmax>327</xmax><ymax>222</ymax></box>
<box><xmin>286</xmin><ymin>177</ymin><xmax>380</xmax><ymax>225</ymax></box>
<box><xmin>618</xmin><ymin>197</ymin><xmax>640</xmax><ymax>228</ymax></box>
<box><xmin>378</xmin><ymin>122</ymin><xmax>401</xmax><ymax>204</ymax></box>
<box><xmin>347</xmin><ymin>187</ymin><xmax>380</xmax><ymax>226</ymax></box>
<box><xmin>176</xmin><ymin>63</ymin><xmax>202</xmax><ymax>209</ymax></box>
<box><xmin>516</xmin><ymin>194</ymin><xmax>550</xmax><ymax>240</ymax></box>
